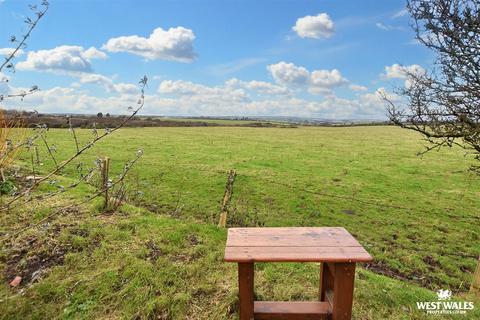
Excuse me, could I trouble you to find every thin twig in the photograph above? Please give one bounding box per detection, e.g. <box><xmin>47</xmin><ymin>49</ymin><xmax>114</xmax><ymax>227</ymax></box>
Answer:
<box><xmin>0</xmin><ymin>151</ymin><xmax>143</xmax><ymax>242</ymax></box>
<box><xmin>0</xmin><ymin>2</ymin><xmax>49</xmax><ymax>72</ymax></box>
<box><xmin>40</xmin><ymin>133</ymin><xmax>57</xmax><ymax>168</ymax></box>
<box><xmin>0</xmin><ymin>76</ymin><xmax>147</xmax><ymax>211</ymax></box>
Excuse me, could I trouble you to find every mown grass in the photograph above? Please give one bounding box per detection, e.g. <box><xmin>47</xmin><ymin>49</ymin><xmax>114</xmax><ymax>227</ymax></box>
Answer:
<box><xmin>1</xmin><ymin>125</ymin><xmax>479</xmax><ymax>319</ymax></box>
<box><xmin>1</xmin><ymin>203</ymin><xmax>478</xmax><ymax>319</ymax></box>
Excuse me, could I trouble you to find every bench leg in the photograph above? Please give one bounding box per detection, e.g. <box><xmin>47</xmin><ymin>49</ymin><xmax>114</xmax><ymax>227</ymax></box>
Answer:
<box><xmin>319</xmin><ymin>262</ymin><xmax>334</xmax><ymax>302</ymax></box>
<box><xmin>238</xmin><ymin>263</ymin><xmax>254</xmax><ymax>320</ymax></box>
<box><xmin>332</xmin><ymin>262</ymin><xmax>356</xmax><ymax>320</ymax></box>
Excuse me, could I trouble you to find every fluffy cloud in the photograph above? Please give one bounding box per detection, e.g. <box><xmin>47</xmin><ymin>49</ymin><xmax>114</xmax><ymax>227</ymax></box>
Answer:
<box><xmin>103</xmin><ymin>27</ymin><xmax>196</xmax><ymax>62</ymax></box>
<box><xmin>268</xmin><ymin>61</ymin><xmax>348</xmax><ymax>95</ymax></box>
<box><xmin>82</xmin><ymin>47</ymin><xmax>108</xmax><ymax>60</ymax></box>
<box><xmin>0</xmin><ymin>48</ymin><xmax>24</xmax><ymax>57</ymax></box>
<box><xmin>10</xmin><ymin>44</ymin><xmax>137</xmax><ymax>95</ymax></box>
<box><xmin>310</xmin><ymin>69</ymin><xmax>347</xmax><ymax>88</ymax></box>
<box><xmin>158</xmin><ymin>79</ymin><xmax>248</xmax><ymax>105</ymax></box>
<box><xmin>6</xmin><ymin>86</ymin><xmax>140</xmax><ymax>114</ymax></box>
<box><xmin>78</xmin><ymin>73</ymin><xmax>138</xmax><ymax>95</ymax></box>
<box><xmin>5</xmin><ymin>78</ymin><xmax>393</xmax><ymax>120</ymax></box>
<box><xmin>384</xmin><ymin>63</ymin><xmax>425</xmax><ymax>79</ymax></box>
<box><xmin>292</xmin><ymin>13</ymin><xmax>334</xmax><ymax>39</ymax></box>
<box><xmin>349</xmin><ymin>84</ymin><xmax>368</xmax><ymax>92</ymax></box>
<box><xmin>4</xmin><ymin>57</ymin><xmax>387</xmax><ymax>119</ymax></box>
<box><xmin>16</xmin><ymin>45</ymin><xmax>107</xmax><ymax>74</ymax></box>
<box><xmin>159</xmin><ymin>80</ymin><xmax>219</xmax><ymax>96</ymax></box>
<box><xmin>357</xmin><ymin>88</ymin><xmax>394</xmax><ymax>115</ymax></box>
<box><xmin>267</xmin><ymin>62</ymin><xmax>310</xmax><ymax>86</ymax></box>
<box><xmin>226</xmin><ymin>78</ymin><xmax>290</xmax><ymax>95</ymax></box>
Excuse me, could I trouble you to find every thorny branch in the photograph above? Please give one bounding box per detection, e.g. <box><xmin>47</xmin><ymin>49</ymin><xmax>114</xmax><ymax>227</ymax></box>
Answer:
<box><xmin>0</xmin><ymin>76</ymin><xmax>148</xmax><ymax>211</ymax></box>
<box><xmin>0</xmin><ymin>1</ymin><xmax>49</xmax><ymax>73</ymax></box>
<box><xmin>384</xmin><ymin>0</ymin><xmax>480</xmax><ymax>170</ymax></box>
<box><xmin>0</xmin><ymin>150</ymin><xmax>144</xmax><ymax>242</ymax></box>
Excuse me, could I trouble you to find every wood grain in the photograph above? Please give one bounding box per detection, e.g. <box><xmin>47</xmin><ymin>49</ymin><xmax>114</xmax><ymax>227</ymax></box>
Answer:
<box><xmin>227</xmin><ymin>227</ymin><xmax>361</xmax><ymax>247</ymax></box>
<box><xmin>225</xmin><ymin>246</ymin><xmax>372</xmax><ymax>262</ymax></box>
<box><xmin>224</xmin><ymin>227</ymin><xmax>373</xmax><ymax>262</ymax></box>
<box><xmin>332</xmin><ymin>263</ymin><xmax>356</xmax><ymax>320</ymax></box>
<box><xmin>254</xmin><ymin>301</ymin><xmax>329</xmax><ymax>320</ymax></box>
<box><xmin>238</xmin><ymin>263</ymin><xmax>254</xmax><ymax>320</ymax></box>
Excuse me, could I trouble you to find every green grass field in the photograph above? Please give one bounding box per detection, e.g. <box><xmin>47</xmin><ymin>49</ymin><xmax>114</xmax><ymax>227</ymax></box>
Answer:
<box><xmin>1</xmin><ymin>125</ymin><xmax>479</xmax><ymax>319</ymax></box>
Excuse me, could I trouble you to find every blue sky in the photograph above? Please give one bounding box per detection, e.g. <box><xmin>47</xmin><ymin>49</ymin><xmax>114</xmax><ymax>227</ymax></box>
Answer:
<box><xmin>0</xmin><ymin>0</ymin><xmax>432</xmax><ymax>119</ymax></box>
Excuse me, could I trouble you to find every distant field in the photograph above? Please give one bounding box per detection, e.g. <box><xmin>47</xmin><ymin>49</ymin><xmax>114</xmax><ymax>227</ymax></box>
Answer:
<box><xmin>32</xmin><ymin>126</ymin><xmax>480</xmax><ymax>290</ymax></box>
<box><xmin>158</xmin><ymin>117</ymin><xmax>265</xmax><ymax>125</ymax></box>
<box><xmin>3</xmin><ymin>125</ymin><xmax>479</xmax><ymax>319</ymax></box>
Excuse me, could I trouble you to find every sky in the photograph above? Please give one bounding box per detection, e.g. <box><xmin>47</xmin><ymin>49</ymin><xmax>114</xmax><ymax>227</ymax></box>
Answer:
<box><xmin>0</xmin><ymin>0</ymin><xmax>433</xmax><ymax>119</ymax></box>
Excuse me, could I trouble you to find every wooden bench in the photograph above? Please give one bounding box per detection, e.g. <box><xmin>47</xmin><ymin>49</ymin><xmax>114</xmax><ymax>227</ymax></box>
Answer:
<box><xmin>224</xmin><ymin>227</ymin><xmax>373</xmax><ymax>320</ymax></box>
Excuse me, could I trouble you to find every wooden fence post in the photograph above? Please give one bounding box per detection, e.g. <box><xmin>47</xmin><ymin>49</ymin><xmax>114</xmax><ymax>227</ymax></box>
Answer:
<box><xmin>470</xmin><ymin>256</ymin><xmax>480</xmax><ymax>296</ymax></box>
<box><xmin>34</xmin><ymin>146</ymin><xmax>40</xmax><ymax>165</ymax></box>
<box><xmin>101</xmin><ymin>157</ymin><xmax>110</xmax><ymax>210</ymax></box>
<box><xmin>218</xmin><ymin>169</ymin><xmax>236</xmax><ymax>227</ymax></box>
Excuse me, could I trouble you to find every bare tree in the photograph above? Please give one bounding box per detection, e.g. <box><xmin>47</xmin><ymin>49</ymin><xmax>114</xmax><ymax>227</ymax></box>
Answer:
<box><xmin>385</xmin><ymin>0</ymin><xmax>480</xmax><ymax>171</ymax></box>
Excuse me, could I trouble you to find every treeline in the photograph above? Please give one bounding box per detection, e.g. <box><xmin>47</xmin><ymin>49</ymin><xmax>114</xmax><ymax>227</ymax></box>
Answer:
<box><xmin>2</xmin><ymin>110</ymin><xmax>297</xmax><ymax>128</ymax></box>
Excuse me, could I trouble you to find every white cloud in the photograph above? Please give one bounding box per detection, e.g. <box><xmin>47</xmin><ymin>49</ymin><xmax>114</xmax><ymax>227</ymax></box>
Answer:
<box><xmin>4</xmin><ymin>78</ymin><xmax>393</xmax><ymax>120</ymax></box>
<box><xmin>354</xmin><ymin>87</ymin><xmax>401</xmax><ymax>116</ymax></box>
<box><xmin>384</xmin><ymin>63</ymin><xmax>426</xmax><ymax>79</ymax></box>
<box><xmin>375</xmin><ymin>22</ymin><xmax>405</xmax><ymax>31</ymax></box>
<box><xmin>158</xmin><ymin>79</ymin><xmax>248</xmax><ymax>104</ymax></box>
<box><xmin>392</xmin><ymin>9</ymin><xmax>408</xmax><ymax>19</ymax></box>
<box><xmin>3</xmin><ymin>57</ymin><xmax>389</xmax><ymax>120</ymax></box>
<box><xmin>268</xmin><ymin>61</ymin><xmax>348</xmax><ymax>95</ymax></box>
<box><xmin>0</xmin><ymin>72</ymin><xmax>9</xmax><ymax>97</ymax></box>
<box><xmin>226</xmin><ymin>78</ymin><xmax>290</xmax><ymax>95</ymax></box>
<box><xmin>349</xmin><ymin>84</ymin><xmax>368</xmax><ymax>92</ymax></box>
<box><xmin>16</xmin><ymin>45</ymin><xmax>107</xmax><ymax>74</ymax></box>
<box><xmin>103</xmin><ymin>27</ymin><xmax>196</xmax><ymax>62</ymax></box>
<box><xmin>307</xmin><ymin>86</ymin><xmax>335</xmax><ymax>96</ymax></box>
<box><xmin>158</xmin><ymin>80</ymin><xmax>218</xmax><ymax>96</ymax></box>
<box><xmin>6</xmin><ymin>86</ymin><xmax>140</xmax><ymax>114</ymax></box>
<box><xmin>267</xmin><ymin>61</ymin><xmax>310</xmax><ymax>86</ymax></box>
<box><xmin>310</xmin><ymin>69</ymin><xmax>347</xmax><ymax>88</ymax></box>
<box><xmin>82</xmin><ymin>47</ymin><xmax>108</xmax><ymax>60</ymax></box>
<box><xmin>78</xmin><ymin>73</ymin><xmax>137</xmax><ymax>94</ymax></box>
<box><xmin>293</xmin><ymin>13</ymin><xmax>334</xmax><ymax>39</ymax></box>
<box><xmin>0</xmin><ymin>47</ymin><xmax>24</xmax><ymax>57</ymax></box>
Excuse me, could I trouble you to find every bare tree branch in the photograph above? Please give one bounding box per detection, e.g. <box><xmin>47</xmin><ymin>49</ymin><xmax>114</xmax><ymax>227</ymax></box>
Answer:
<box><xmin>0</xmin><ymin>1</ymin><xmax>49</xmax><ymax>73</ymax></box>
<box><xmin>385</xmin><ymin>0</ymin><xmax>480</xmax><ymax>168</ymax></box>
<box><xmin>0</xmin><ymin>76</ymin><xmax>148</xmax><ymax>211</ymax></box>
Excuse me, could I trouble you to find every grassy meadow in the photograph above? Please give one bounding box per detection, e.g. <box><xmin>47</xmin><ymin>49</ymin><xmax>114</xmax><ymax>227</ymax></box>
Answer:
<box><xmin>1</xmin><ymin>125</ymin><xmax>479</xmax><ymax>319</ymax></box>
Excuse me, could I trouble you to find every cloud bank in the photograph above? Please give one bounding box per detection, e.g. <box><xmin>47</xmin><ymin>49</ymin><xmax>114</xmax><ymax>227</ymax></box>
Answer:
<box><xmin>103</xmin><ymin>27</ymin><xmax>196</xmax><ymax>62</ymax></box>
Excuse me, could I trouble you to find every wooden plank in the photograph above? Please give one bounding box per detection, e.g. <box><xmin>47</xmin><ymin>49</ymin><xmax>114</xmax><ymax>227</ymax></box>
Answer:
<box><xmin>227</xmin><ymin>227</ymin><xmax>362</xmax><ymax>247</ymax></box>
<box><xmin>332</xmin><ymin>262</ymin><xmax>356</xmax><ymax>320</ymax></box>
<box><xmin>225</xmin><ymin>246</ymin><xmax>373</xmax><ymax>262</ymax></box>
<box><xmin>254</xmin><ymin>301</ymin><xmax>330</xmax><ymax>320</ymax></box>
<box><xmin>320</xmin><ymin>263</ymin><xmax>334</xmax><ymax>303</ymax></box>
<box><xmin>218</xmin><ymin>169</ymin><xmax>236</xmax><ymax>227</ymax></box>
<box><xmin>238</xmin><ymin>263</ymin><xmax>254</xmax><ymax>320</ymax></box>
